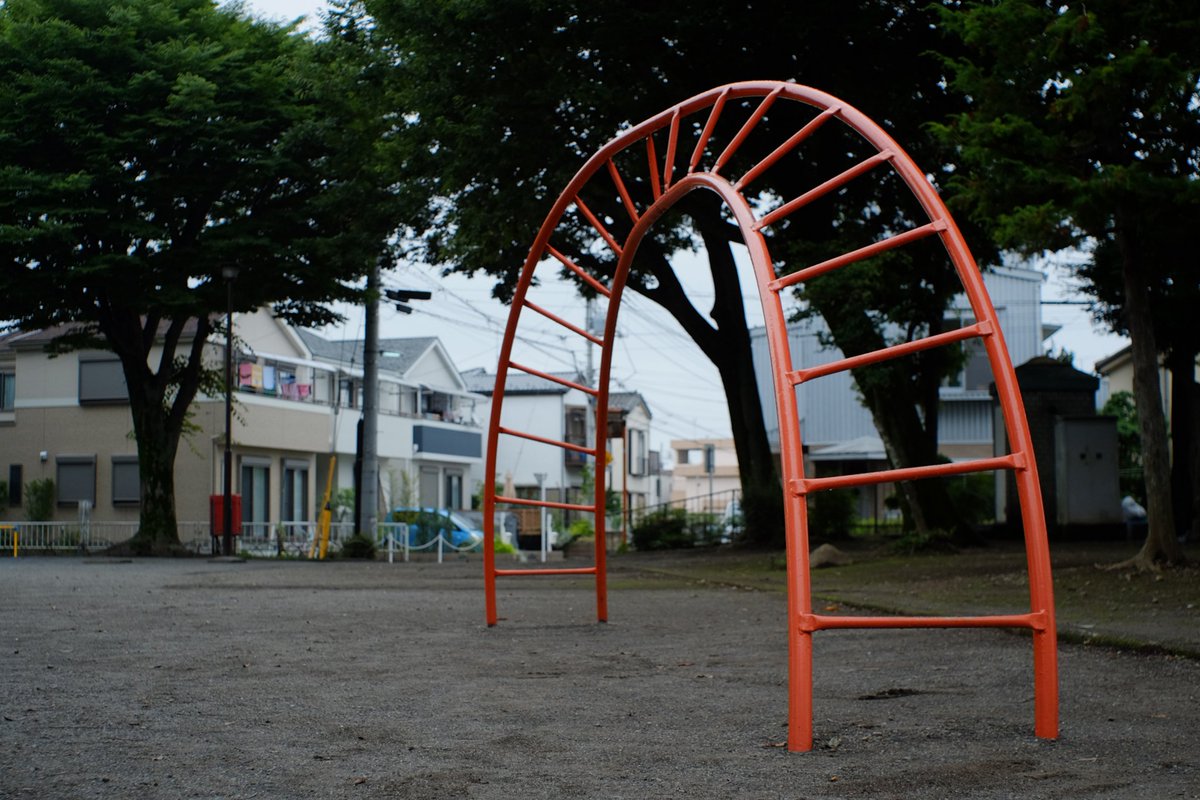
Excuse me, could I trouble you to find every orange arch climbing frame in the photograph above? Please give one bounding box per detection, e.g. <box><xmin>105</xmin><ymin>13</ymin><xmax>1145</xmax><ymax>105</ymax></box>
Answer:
<box><xmin>482</xmin><ymin>81</ymin><xmax>1058</xmax><ymax>753</ymax></box>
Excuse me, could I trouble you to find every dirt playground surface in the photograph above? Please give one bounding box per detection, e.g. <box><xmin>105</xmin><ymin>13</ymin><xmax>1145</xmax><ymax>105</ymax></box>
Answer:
<box><xmin>1</xmin><ymin>552</ymin><xmax>1197</xmax><ymax>799</ymax></box>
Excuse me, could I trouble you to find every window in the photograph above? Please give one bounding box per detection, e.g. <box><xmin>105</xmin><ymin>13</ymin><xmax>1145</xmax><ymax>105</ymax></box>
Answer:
<box><xmin>111</xmin><ymin>456</ymin><xmax>139</xmax><ymax>505</ymax></box>
<box><xmin>78</xmin><ymin>358</ymin><xmax>127</xmax><ymax>404</ymax></box>
<box><xmin>0</xmin><ymin>370</ymin><xmax>14</xmax><ymax>411</ymax></box>
<box><xmin>8</xmin><ymin>465</ymin><xmax>21</xmax><ymax>506</ymax></box>
<box><xmin>445</xmin><ymin>472</ymin><xmax>463</xmax><ymax>510</ymax></box>
<box><xmin>240</xmin><ymin>459</ymin><xmax>270</xmax><ymax>537</ymax></box>
<box><xmin>56</xmin><ymin>455</ymin><xmax>96</xmax><ymax>506</ymax></box>
<box><xmin>338</xmin><ymin>378</ymin><xmax>358</xmax><ymax>409</ymax></box>
<box><xmin>282</xmin><ymin>460</ymin><xmax>309</xmax><ymax>522</ymax></box>
<box><xmin>628</xmin><ymin>429</ymin><xmax>647</xmax><ymax>476</ymax></box>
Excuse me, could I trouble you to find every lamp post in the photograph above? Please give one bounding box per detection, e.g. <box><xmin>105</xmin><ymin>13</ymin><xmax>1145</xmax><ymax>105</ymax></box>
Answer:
<box><xmin>221</xmin><ymin>266</ymin><xmax>239</xmax><ymax>556</ymax></box>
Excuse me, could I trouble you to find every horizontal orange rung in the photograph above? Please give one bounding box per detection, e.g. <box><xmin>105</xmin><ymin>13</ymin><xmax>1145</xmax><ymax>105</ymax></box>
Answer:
<box><xmin>498</xmin><ymin>426</ymin><xmax>596</xmax><ymax>455</ymax></box>
<box><xmin>494</xmin><ymin>495</ymin><xmax>597</xmax><ymax>513</ymax></box>
<box><xmin>523</xmin><ymin>299</ymin><xmax>604</xmax><ymax>346</ymax></box>
<box><xmin>494</xmin><ymin>567</ymin><xmax>598</xmax><ymax>577</ymax></box>
<box><xmin>546</xmin><ymin>244</ymin><xmax>612</xmax><ymax>297</ymax></box>
<box><xmin>508</xmin><ymin>361</ymin><xmax>598</xmax><ymax>396</ymax></box>
<box><xmin>756</xmin><ymin>150</ymin><xmax>894</xmax><ymax>230</ymax></box>
<box><xmin>787</xmin><ymin>320</ymin><xmax>992</xmax><ymax>385</ymax></box>
<box><xmin>802</xmin><ymin>610</ymin><xmax>1048</xmax><ymax>633</ymax></box>
<box><xmin>791</xmin><ymin>453</ymin><xmax>1024</xmax><ymax>495</ymax></box>
<box><xmin>768</xmin><ymin>219</ymin><xmax>946</xmax><ymax>292</ymax></box>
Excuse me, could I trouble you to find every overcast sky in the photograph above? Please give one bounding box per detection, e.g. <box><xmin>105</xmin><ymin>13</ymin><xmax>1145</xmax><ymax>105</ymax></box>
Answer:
<box><xmin>231</xmin><ymin>0</ymin><xmax>1130</xmax><ymax>456</ymax></box>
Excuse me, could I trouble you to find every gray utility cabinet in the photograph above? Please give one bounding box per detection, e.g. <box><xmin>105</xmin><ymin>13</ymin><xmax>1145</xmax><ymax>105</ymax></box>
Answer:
<box><xmin>1054</xmin><ymin>416</ymin><xmax>1121</xmax><ymax>526</ymax></box>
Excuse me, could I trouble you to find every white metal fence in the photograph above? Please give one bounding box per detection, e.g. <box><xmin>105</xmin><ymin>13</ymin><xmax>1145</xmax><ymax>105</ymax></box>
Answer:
<box><xmin>0</xmin><ymin>519</ymin><xmax>485</xmax><ymax>561</ymax></box>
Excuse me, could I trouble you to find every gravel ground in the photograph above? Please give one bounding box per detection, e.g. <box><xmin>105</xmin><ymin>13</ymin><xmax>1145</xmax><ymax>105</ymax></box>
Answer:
<box><xmin>1</xmin><ymin>555</ymin><xmax>1197</xmax><ymax>799</ymax></box>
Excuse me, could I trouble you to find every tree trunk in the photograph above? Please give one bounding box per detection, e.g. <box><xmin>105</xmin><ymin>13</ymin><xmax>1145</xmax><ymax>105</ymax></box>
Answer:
<box><xmin>127</xmin><ymin>399</ymin><xmax>184</xmax><ymax>554</ymax></box>
<box><xmin>628</xmin><ymin>204</ymin><xmax>784</xmax><ymax>546</ymax></box>
<box><xmin>807</xmin><ymin>300</ymin><xmax>959</xmax><ymax>535</ymax></box>
<box><xmin>1117</xmin><ymin>240</ymin><xmax>1186</xmax><ymax>567</ymax></box>
<box><xmin>98</xmin><ymin>310</ymin><xmax>212</xmax><ymax>556</ymax></box>
<box><xmin>1167</xmin><ymin>349</ymin><xmax>1197</xmax><ymax>541</ymax></box>
<box><xmin>1190</xmin><ymin>379</ymin><xmax>1200</xmax><ymax>542</ymax></box>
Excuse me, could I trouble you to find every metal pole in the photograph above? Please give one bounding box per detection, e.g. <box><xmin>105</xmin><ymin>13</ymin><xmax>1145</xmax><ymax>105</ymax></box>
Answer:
<box><xmin>222</xmin><ymin>267</ymin><xmax>238</xmax><ymax>557</ymax></box>
<box><xmin>360</xmin><ymin>260</ymin><xmax>380</xmax><ymax>540</ymax></box>
<box><xmin>534</xmin><ymin>472</ymin><xmax>547</xmax><ymax>562</ymax></box>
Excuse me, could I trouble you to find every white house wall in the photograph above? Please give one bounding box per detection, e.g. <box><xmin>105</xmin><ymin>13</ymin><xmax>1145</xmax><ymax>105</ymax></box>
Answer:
<box><xmin>753</xmin><ymin>266</ymin><xmax>1046</xmax><ymax>452</ymax></box>
<box><xmin>406</xmin><ymin>346</ymin><xmax>466</xmax><ymax>390</ymax></box>
<box><xmin>236</xmin><ymin>310</ymin><xmax>308</xmax><ymax>360</ymax></box>
<box><xmin>14</xmin><ymin>347</ymin><xmax>78</xmax><ymax>408</ymax></box>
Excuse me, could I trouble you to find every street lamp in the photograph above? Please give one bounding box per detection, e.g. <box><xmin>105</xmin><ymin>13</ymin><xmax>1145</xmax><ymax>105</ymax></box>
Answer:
<box><xmin>221</xmin><ymin>266</ymin><xmax>239</xmax><ymax>556</ymax></box>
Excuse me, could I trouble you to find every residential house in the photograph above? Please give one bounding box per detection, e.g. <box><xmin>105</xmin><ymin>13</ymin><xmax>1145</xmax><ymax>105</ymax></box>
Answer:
<box><xmin>749</xmin><ymin>264</ymin><xmax>1055</xmax><ymax>523</ymax></box>
<box><xmin>462</xmin><ymin>367</ymin><xmax>592</xmax><ymax>534</ymax></box>
<box><xmin>1094</xmin><ymin>345</ymin><xmax>1200</xmax><ymax>413</ymax></box>
<box><xmin>296</xmin><ymin>330</ymin><xmax>484</xmax><ymax>514</ymax></box>
<box><xmin>669</xmin><ymin>438</ymin><xmax>741</xmax><ymax>512</ymax></box>
<box><xmin>605</xmin><ymin>391</ymin><xmax>659</xmax><ymax>538</ymax></box>
<box><xmin>0</xmin><ymin>310</ymin><xmax>484</xmax><ymax>542</ymax></box>
<box><xmin>463</xmin><ymin>371</ymin><xmax>661</xmax><ymax>539</ymax></box>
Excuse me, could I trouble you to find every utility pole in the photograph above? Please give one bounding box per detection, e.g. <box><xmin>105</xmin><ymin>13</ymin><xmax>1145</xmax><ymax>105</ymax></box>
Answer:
<box><xmin>359</xmin><ymin>260</ymin><xmax>381</xmax><ymax>540</ymax></box>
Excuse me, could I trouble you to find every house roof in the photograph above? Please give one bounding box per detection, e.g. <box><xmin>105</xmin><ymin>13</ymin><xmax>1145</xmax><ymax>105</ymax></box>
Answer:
<box><xmin>0</xmin><ymin>319</ymin><xmax>206</xmax><ymax>353</ymax></box>
<box><xmin>461</xmin><ymin>366</ymin><xmax>589</xmax><ymax>396</ymax></box>
<box><xmin>1013</xmin><ymin>356</ymin><xmax>1099</xmax><ymax>392</ymax></box>
<box><xmin>297</xmin><ymin>330</ymin><xmax>440</xmax><ymax>376</ymax></box>
<box><xmin>609</xmin><ymin>390</ymin><xmax>651</xmax><ymax>419</ymax></box>
<box><xmin>1094</xmin><ymin>345</ymin><xmax>1132</xmax><ymax>376</ymax></box>
<box><xmin>808</xmin><ymin>435</ymin><xmax>887</xmax><ymax>462</ymax></box>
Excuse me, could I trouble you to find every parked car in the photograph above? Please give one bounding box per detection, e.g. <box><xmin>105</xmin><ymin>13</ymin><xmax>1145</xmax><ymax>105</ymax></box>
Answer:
<box><xmin>384</xmin><ymin>508</ymin><xmax>484</xmax><ymax>551</ymax></box>
<box><xmin>456</xmin><ymin>510</ymin><xmax>520</xmax><ymax>547</ymax></box>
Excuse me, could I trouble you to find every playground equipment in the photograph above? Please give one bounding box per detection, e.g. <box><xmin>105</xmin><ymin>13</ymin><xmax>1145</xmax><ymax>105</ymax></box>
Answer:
<box><xmin>482</xmin><ymin>81</ymin><xmax>1057</xmax><ymax>752</ymax></box>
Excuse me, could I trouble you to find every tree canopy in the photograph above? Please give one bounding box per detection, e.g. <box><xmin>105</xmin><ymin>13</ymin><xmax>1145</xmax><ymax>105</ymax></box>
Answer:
<box><xmin>0</xmin><ymin>0</ymin><xmax>405</xmax><ymax>551</ymax></box>
<box><xmin>358</xmin><ymin>0</ymin><xmax>980</xmax><ymax>542</ymax></box>
<box><xmin>934</xmin><ymin>0</ymin><xmax>1199</xmax><ymax>565</ymax></box>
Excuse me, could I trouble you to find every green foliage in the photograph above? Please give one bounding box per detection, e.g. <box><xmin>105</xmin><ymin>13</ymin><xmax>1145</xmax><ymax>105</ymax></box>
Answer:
<box><xmin>332</xmin><ymin>488</ymin><xmax>356</xmax><ymax>522</ymax></box>
<box><xmin>356</xmin><ymin>0</ymin><xmax>972</xmax><ymax>545</ymax></box>
<box><xmin>631</xmin><ymin>508</ymin><xmax>693</xmax><ymax>552</ymax></box>
<box><xmin>493</xmin><ymin>538</ymin><xmax>517</xmax><ymax>555</ymax></box>
<box><xmin>889</xmin><ymin>527</ymin><xmax>956</xmax><ymax>556</ymax></box>
<box><xmin>945</xmin><ymin>472</ymin><xmax>995</xmax><ymax>529</ymax></box>
<box><xmin>338</xmin><ymin>533</ymin><xmax>377</xmax><ymax>560</ymax></box>
<box><xmin>1101</xmin><ymin>391</ymin><xmax>1145</xmax><ymax>501</ymax></box>
<box><xmin>24</xmin><ymin>478</ymin><xmax>54</xmax><ymax>521</ymax></box>
<box><xmin>807</xmin><ymin>489</ymin><xmax>857</xmax><ymax>541</ymax></box>
<box><xmin>566</xmin><ymin>517</ymin><xmax>594</xmax><ymax>542</ymax></box>
<box><xmin>0</xmin><ymin>0</ymin><xmax>407</xmax><ymax>548</ymax></box>
<box><xmin>933</xmin><ymin>1</ymin><xmax>1200</xmax><ymax>356</ymax></box>
<box><xmin>631</xmin><ymin>508</ymin><xmax>725</xmax><ymax>551</ymax></box>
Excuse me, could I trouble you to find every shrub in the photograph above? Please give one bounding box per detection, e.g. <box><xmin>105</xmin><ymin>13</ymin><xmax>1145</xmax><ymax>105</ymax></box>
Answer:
<box><xmin>947</xmin><ymin>472</ymin><xmax>995</xmax><ymax>528</ymax></box>
<box><xmin>631</xmin><ymin>508</ymin><xmax>692</xmax><ymax>551</ymax></box>
<box><xmin>25</xmin><ymin>478</ymin><xmax>54</xmax><ymax>521</ymax></box>
<box><xmin>494</xmin><ymin>538</ymin><xmax>517</xmax><ymax>555</ymax></box>
<box><xmin>338</xmin><ymin>533</ymin><xmax>377</xmax><ymax>560</ymax></box>
<box><xmin>807</xmin><ymin>488</ymin><xmax>856</xmax><ymax>540</ymax></box>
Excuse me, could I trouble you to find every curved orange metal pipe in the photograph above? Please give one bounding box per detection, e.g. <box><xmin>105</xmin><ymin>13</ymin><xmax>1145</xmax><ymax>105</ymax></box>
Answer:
<box><xmin>482</xmin><ymin>81</ymin><xmax>1057</xmax><ymax>752</ymax></box>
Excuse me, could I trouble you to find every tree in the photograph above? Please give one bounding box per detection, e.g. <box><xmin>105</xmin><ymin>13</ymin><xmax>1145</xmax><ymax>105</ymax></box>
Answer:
<box><xmin>933</xmin><ymin>0</ymin><xmax>1198</xmax><ymax>566</ymax></box>
<box><xmin>0</xmin><ymin>0</ymin><xmax>405</xmax><ymax>553</ymax></box>
<box><xmin>358</xmin><ymin>0</ymin><xmax>974</xmax><ymax>544</ymax></box>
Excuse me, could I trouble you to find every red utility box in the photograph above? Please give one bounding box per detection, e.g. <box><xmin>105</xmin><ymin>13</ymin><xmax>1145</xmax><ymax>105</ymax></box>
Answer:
<box><xmin>209</xmin><ymin>494</ymin><xmax>243</xmax><ymax>535</ymax></box>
